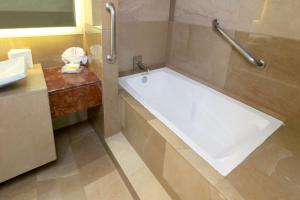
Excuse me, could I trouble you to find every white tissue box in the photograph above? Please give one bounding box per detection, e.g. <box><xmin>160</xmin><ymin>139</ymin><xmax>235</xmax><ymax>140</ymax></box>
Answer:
<box><xmin>8</xmin><ymin>49</ymin><xmax>33</xmax><ymax>68</ymax></box>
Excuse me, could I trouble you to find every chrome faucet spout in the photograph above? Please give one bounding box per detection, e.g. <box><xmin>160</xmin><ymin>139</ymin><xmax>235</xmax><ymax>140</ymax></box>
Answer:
<box><xmin>137</xmin><ymin>61</ymin><xmax>150</xmax><ymax>73</ymax></box>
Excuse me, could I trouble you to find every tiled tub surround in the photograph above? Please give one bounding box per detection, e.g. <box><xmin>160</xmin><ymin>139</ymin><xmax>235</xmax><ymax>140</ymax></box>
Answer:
<box><xmin>120</xmin><ymin>90</ymin><xmax>300</xmax><ymax>200</ymax></box>
<box><xmin>119</xmin><ymin>68</ymin><xmax>283</xmax><ymax>176</ymax></box>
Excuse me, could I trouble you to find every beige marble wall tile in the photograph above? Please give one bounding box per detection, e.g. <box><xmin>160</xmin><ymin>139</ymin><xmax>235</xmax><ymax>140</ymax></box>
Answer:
<box><xmin>237</xmin><ymin>0</ymin><xmax>300</xmax><ymax>40</ymax></box>
<box><xmin>168</xmin><ymin>22</ymin><xmax>232</xmax><ymax>88</ymax></box>
<box><xmin>119</xmin><ymin>0</ymin><xmax>170</xmax><ymax>22</ymax></box>
<box><xmin>101</xmin><ymin>0</ymin><xmax>119</xmax><ymax>31</ymax></box>
<box><xmin>122</xmin><ymin>101</ymin><xmax>151</xmax><ymax>153</ymax></box>
<box><xmin>84</xmin><ymin>29</ymin><xmax>105</xmax><ymax>138</ymax></box>
<box><xmin>84</xmin><ymin>0</ymin><xmax>121</xmax><ymax>138</ymax></box>
<box><xmin>209</xmin><ymin>185</ymin><xmax>227</xmax><ymax>200</ymax></box>
<box><xmin>173</xmin><ymin>0</ymin><xmax>300</xmax><ymax>40</ymax></box>
<box><xmin>148</xmin><ymin>119</ymin><xmax>189</xmax><ymax>150</ymax></box>
<box><xmin>168</xmin><ymin>21</ymin><xmax>300</xmax><ymax>119</ymax></box>
<box><xmin>163</xmin><ymin>144</ymin><xmax>211</xmax><ymax>200</ymax></box>
<box><xmin>118</xmin><ymin>21</ymin><xmax>169</xmax><ymax>72</ymax></box>
<box><xmin>224</xmin><ymin>66</ymin><xmax>300</xmax><ymax>119</ymax></box>
<box><xmin>223</xmin><ymin>31</ymin><xmax>300</xmax><ymax>119</ymax></box>
<box><xmin>0</xmin><ymin>35</ymin><xmax>83</xmax><ymax>68</ymax></box>
<box><xmin>83</xmin><ymin>29</ymin><xmax>103</xmax><ymax>79</ymax></box>
<box><xmin>84</xmin><ymin>0</ymin><xmax>102</xmax><ymax>27</ymax></box>
<box><xmin>122</xmin><ymin>100</ymin><xmax>166</xmax><ymax>177</ymax></box>
<box><xmin>90</xmin><ymin>0</ymin><xmax>171</xmax><ymax>138</ymax></box>
<box><xmin>174</xmin><ymin>0</ymin><xmax>241</xmax><ymax>30</ymax></box>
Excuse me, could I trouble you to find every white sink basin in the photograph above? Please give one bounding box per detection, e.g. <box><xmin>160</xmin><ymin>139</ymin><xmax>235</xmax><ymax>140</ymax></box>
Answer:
<box><xmin>0</xmin><ymin>57</ymin><xmax>26</xmax><ymax>88</ymax></box>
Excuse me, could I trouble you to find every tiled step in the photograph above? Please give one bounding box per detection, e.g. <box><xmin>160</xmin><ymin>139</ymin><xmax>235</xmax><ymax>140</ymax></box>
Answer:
<box><xmin>105</xmin><ymin>132</ymin><xmax>172</xmax><ymax>200</ymax></box>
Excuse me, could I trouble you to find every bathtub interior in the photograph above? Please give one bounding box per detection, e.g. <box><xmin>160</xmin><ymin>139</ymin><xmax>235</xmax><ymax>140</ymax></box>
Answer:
<box><xmin>119</xmin><ymin>68</ymin><xmax>283</xmax><ymax>175</ymax></box>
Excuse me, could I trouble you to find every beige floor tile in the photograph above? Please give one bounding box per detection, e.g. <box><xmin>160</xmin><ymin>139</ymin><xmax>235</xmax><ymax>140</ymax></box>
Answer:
<box><xmin>129</xmin><ymin>167</ymin><xmax>172</xmax><ymax>200</ymax></box>
<box><xmin>0</xmin><ymin>173</ymin><xmax>37</xmax><ymax>200</ymax></box>
<box><xmin>0</xmin><ymin>122</ymin><xmax>131</xmax><ymax>200</ymax></box>
<box><xmin>71</xmin><ymin>131</ymin><xmax>107</xmax><ymax>168</ymax></box>
<box><xmin>37</xmin><ymin>175</ymin><xmax>87</xmax><ymax>200</ymax></box>
<box><xmin>106</xmin><ymin>133</ymin><xmax>146</xmax><ymax>176</ymax></box>
<box><xmin>36</xmin><ymin>146</ymin><xmax>79</xmax><ymax>181</ymax></box>
<box><xmin>84</xmin><ymin>171</ymin><xmax>133</xmax><ymax>200</ymax></box>
<box><xmin>78</xmin><ymin>156</ymin><xmax>115</xmax><ymax>186</ymax></box>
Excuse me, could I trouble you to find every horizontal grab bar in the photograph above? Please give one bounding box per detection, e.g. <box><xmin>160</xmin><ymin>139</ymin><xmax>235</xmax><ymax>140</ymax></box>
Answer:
<box><xmin>212</xmin><ymin>19</ymin><xmax>266</xmax><ymax>68</ymax></box>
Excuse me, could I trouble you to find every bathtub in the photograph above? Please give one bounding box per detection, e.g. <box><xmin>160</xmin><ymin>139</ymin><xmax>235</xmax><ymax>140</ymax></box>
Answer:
<box><xmin>119</xmin><ymin>67</ymin><xmax>283</xmax><ymax>176</ymax></box>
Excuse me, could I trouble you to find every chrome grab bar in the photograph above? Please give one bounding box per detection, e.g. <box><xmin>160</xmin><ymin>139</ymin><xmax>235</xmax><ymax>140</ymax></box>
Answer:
<box><xmin>212</xmin><ymin>19</ymin><xmax>266</xmax><ymax>68</ymax></box>
<box><xmin>105</xmin><ymin>2</ymin><xmax>117</xmax><ymax>64</ymax></box>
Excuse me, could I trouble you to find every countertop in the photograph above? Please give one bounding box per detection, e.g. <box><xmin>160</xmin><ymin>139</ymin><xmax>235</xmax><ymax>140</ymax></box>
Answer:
<box><xmin>43</xmin><ymin>66</ymin><xmax>101</xmax><ymax>94</ymax></box>
<box><xmin>0</xmin><ymin>64</ymin><xmax>47</xmax><ymax>98</ymax></box>
<box><xmin>43</xmin><ymin>66</ymin><xmax>102</xmax><ymax>118</ymax></box>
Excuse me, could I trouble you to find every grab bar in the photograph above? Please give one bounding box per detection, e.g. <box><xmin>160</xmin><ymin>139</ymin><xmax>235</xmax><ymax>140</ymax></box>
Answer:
<box><xmin>212</xmin><ymin>19</ymin><xmax>266</xmax><ymax>68</ymax></box>
<box><xmin>105</xmin><ymin>2</ymin><xmax>117</xmax><ymax>64</ymax></box>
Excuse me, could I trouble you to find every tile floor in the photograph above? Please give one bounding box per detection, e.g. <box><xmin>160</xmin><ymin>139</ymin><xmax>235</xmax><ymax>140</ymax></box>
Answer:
<box><xmin>0</xmin><ymin>122</ymin><xmax>133</xmax><ymax>200</ymax></box>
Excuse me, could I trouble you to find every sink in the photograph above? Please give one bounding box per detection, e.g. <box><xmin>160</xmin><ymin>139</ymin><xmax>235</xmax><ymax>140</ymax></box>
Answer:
<box><xmin>0</xmin><ymin>57</ymin><xmax>26</xmax><ymax>87</ymax></box>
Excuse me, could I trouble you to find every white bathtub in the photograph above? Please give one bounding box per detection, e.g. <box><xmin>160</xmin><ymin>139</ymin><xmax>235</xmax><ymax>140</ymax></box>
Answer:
<box><xmin>119</xmin><ymin>67</ymin><xmax>283</xmax><ymax>176</ymax></box>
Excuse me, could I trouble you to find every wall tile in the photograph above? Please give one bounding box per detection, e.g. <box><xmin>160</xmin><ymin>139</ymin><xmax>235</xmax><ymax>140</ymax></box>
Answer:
<box><xmin>168</xmin><ymin>22</ymin><xmax>232</xmax><ymax>88</ymax></box>
<box><xmin>119</xmin><ymin>0</ymin><xmax>170</xmax><ymax>22</ymax></box>
<box><xmin>173</xmin><ymin>0</ymin><xmax>300</xmax><ymax>40</ymax></box>
<box><xmin>174</xmin><ymin>0</ymin><xmax>241</xmax><ymax>30</ymax></box>
<box><xmin>118</xmin><ymin>21</ymin><xmax>169</xmax><ymax>72</ymax></box>
<box><xmin>0</xmin><ymin>35</ymin><xmax>83</xmax><ymax>68</ymax></box>
<box><xmin>168</xmin><ymin>21</ymin><xmax>300</xmax><ymax>119</ymax></box>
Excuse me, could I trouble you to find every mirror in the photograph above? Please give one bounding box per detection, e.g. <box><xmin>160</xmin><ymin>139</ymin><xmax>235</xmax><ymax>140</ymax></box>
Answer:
<box><xmin>0</xmin><ymin>0</ymin><xmax>76</xmax><ymax>29</ymax></box>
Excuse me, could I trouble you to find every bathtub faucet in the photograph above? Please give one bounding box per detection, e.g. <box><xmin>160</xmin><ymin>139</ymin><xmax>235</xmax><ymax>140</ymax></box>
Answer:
<box><xmin>137</xmin><ymin>61</ymin><xmax>150</xmax><ymax>73</ymax></box>
<box><xmin>133</xmin><ymin>56</ymin><xmax>150</xmax><ymax>73</ymax></box>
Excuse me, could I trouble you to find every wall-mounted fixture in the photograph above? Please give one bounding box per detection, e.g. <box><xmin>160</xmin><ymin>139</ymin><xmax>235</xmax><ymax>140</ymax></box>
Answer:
<box><xmin>212</xmin><ymin>19</ymin><xmax>266</xmax><ymax>69</ymax></box>
<box><xmin>105</xmin><ymin>2</ymin><xmax>117</xmax><ymax>64</ymax></box>
<box><xmin>133</xmin><ymin>55</ymin><xmax>150</xmax><ymax>73</ymax></box>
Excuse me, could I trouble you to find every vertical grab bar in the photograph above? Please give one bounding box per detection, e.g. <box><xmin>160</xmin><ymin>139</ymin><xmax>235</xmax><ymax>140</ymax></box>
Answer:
<box><xmin>212</xmin><ymin>19</ymin><xmax>266</xmax><ymax>68</ymax></box>
<box><xmin>105</xmin><ymin>2</ymin><xmax>117</xmax><ymax>64</ymax></box>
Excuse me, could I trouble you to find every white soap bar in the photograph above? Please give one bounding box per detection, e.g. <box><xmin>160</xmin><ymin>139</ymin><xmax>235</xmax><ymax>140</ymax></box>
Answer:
<box><xmin>8</xmin><ymin>49</ymin><xmax>33</xmax><ymax>68</ymax></box>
